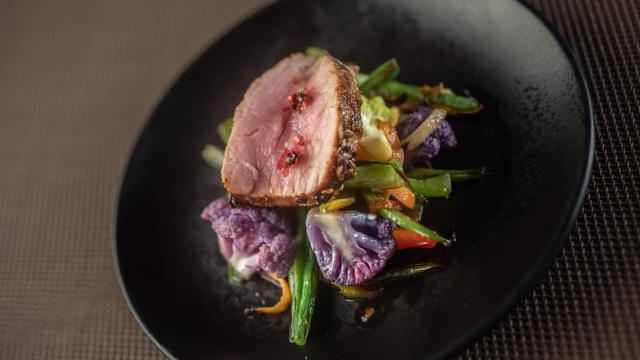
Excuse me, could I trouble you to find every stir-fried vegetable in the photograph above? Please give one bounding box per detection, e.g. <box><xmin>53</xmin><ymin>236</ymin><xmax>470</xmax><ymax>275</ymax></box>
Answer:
<box><xmin>379</xmin><ymin>208</ymin><xmax>450</xmax><ymax>245</ymax></box>
<box><xmin>397</xmin><ymin>107</ymin><xmax>458</xmax><ymax>164</ymax></box>
<box><xmin>306</xmin><ymin>208</ymin><xmax>396</xmax><ymax>285</ymax></box>
<box><xmin>402</xmin><ymin>108</ymin><xmax>448</xmax><ymax>151</ymax></box>
<box><xmin>356</xmin><ymin>73</ymin><xmax>424</xmax><ymax>102</ymax></box>
<box><xmin>320</xmin><ymin>197</ymin><xmax>356</xmax><ymax>212</ymax></box>
<box><xmin>362</xmin><ymin>191</ymin><xmax>449</xmax><ymax>245</ymax></box>
<box><xmin>408</xmin><ymin>174</ymin><xmax>452</xmax><ymax>198</ymax></box>
<box><xmin>384</xmin><ymin>186</ymin><xmax>416</xmax><ymax>209</ymax></box>
<box><xmin>356</xmin><ymin>159</ymin><xmax>406</xmax><ymax>176</ymax></box>
<box><xmin>345</xmin><ymin>164</ymin><xmax>404</xmax><ymax>190</ymax></box>
<box><xmin>361</xmin><ymin>95</ymin><xmax>400</xmax><ymax>126</ymax></box>
<box><xmin>217</xmin><ymin>117</ymin><xmax>234</xmax><ymax>144</ymax></box>
<box><xmin>289</xmin><ymin>210</ymin><xmax>318</xmax><ymax>346</ymax></box>
<box><xmin>393</xmin><ymin>228</ymin><xmax>437</xmax><ymax>249</ymax></box>
<box><xmin>322</xmin><ymin>262</ymin><xmax>442</xmax><ymax>299</ymax></box>
<box><xmin>245</xmin><ymin>272</ymin><xmax>291</xmax><ymax>315</ymax></box>
<box><xmin>359</xmin><ymin>95</ymin><xmax>400</xmax><ymax>160</ymax></box>
<box><xmin>373</xmin><ymin>262</ymin><xmax>442</xmax><ymax>282</ymax></box>
<box><xmin>359</xmin><ymin>59</ymin><xmax>400</xmax><ymax>94</ymax></box>
<box><xmin>202</xmin><ymin>197</ymin><xmax>295</xmax><ymax>279</ymax></box>
<box><xmin>406</xmin><ymin>167</ymin><xmax>490</xmax><ymax>182</ymax></box>
<box><xmin>201</xmin><ymin>144</ymin><xmax>225</xmax><ymax>169</ymax></box>
<box><xmin>422</xmin><ymin>84</ymin><xmax>483</xmax><ymax>115</ymax></box>
<box><xmin>319</xmin><ymin>275</ymin><xmax>382</xmax><ymax>300</ymax></box>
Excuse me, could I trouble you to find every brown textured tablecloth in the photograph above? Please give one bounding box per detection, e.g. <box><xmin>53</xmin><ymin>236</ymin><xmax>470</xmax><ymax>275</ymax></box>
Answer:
<box><xmin>0</xmin><ymin>0</ymin><xmax>638</xmax><ymax>359</ymax></box>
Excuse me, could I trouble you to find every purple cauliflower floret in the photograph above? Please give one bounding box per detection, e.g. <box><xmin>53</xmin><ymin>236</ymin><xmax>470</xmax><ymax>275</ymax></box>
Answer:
<box><xmin>306</xmin><ymin>208</ymin><xmax>396</xmax><ymax>285</ymax></box>
<box><xmin>396</xmin><ymin>106</ymin><xmax>457</xmax><ymax>164</ymax></box>
<box><xmin>201</xmin><ymin>197</ymin><xmax>294</xmax><ymax>279</ymax></box>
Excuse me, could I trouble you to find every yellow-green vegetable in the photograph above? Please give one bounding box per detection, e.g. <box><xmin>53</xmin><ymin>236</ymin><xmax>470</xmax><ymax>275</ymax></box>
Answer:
<box><xmin>359</xmin><ymin>96</ymin><xmax>400</xmax><ymax>160</ymax></box>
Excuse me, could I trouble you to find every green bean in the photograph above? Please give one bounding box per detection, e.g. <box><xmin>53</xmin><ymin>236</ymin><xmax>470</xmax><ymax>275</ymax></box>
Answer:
<box><xmin>355</xmin><ymin>159</ymin><xmax>404</xmax><ymax>174</ymax></box>
<box><xmin>377</xmin><ymin>79</ymin><xmax>425</xmax><ymax>102</ymax></box>
<box><xmin>289</xmin><ymin>209</ymin><xmax>318</xmax><ymax>346</ymax></box>
<box><xmin>361</xmin><ymin>192</ymin><xmax>449</xmax><ymax>244</ymax></box>
<box><xmin>380</xmin><ymin>208</ymin><xmax>449</xmax><ymax>244</ymax></box>
<box><xmin>429</xmin><ymin>93</ymin><xmax>481</xmax><ymax>113</ymax></box>
<box><xmin>217</xmin><ymin>117</ymin><xmax>233</xmax><ymax>144</ymax></box>
<box><xmin>359</xmin><ymin>59</ymin><xmax>400</xmax><ymax>94</ymax></box>
<box><xmin>288</xmin><ymin>211</ymin><xmax>306</xmax><ymax>340</ymax></box>
<box><xmin>406</xmin><ymin>167</ymin><xmax>490</xmax><ymax>182</ymax></box>
<box><xmin>227</xmin><ymin>263</ymin><xmax>245</xmax><ymax>284</ymax></box>
<box><xmin>407</xmin><ymin>174</ymin><xmax>452</xmax><ymax>198</ymax></box>
<box><xmin>356</xmin><ymin>73</ymin><xmax>424</xmax><ymax>102</ymax></box>
<box><xmin>345</xmin><ymin>165</ymin><xmax>404</xmax><ymax>190</ymax></box>
<box><xmin>371</xmin><ymin>262</ymin><xmax>442</xmax><ymax>283</ymax></box>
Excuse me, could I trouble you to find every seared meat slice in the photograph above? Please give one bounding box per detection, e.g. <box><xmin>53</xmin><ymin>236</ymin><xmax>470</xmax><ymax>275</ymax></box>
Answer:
<box><xmin>222</xmin><ymin>53</ymin><xmax>362</xmax><ymax>206</ymax></box>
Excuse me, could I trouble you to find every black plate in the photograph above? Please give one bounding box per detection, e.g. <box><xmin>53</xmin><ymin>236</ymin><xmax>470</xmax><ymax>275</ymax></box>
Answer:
<box><xmin>114</xmin><ymin>0</ymin><xmax>593</xmax><ymax>358</ymax></box>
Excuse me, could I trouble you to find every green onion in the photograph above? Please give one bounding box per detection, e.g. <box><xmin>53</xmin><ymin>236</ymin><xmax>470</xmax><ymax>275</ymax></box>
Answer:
<box><xmin>406</xmin><ymin>167</ymin><xmax>490</xmax><ymax>182</ymax></box>
<box><xmin>289</xmin><ymin>209</ymin><xmax>318</xmax><ymax>346</ymax></box>
<box><xmin>407</xmin><ymin>174</ymin><xmax>451</xmax><ymax>198</ymax></box>
<box><xmin>201</xmin><ymin>144</ymin><xmax>224</xmax><ymax>169</ymax></box>
<box><xmin>217</xmin><ymin>117</ymin><xmax>233</xmax><ymax>144</ymax></box>
<box><xmin>345</xmin><ymin>165</ymin><xmax>404</xmax><ymax>190</ymax></box>
<box><xmin>359</xmin><ymin>59</ymin><xmax>400</xmax><ymax>94</ymax></box>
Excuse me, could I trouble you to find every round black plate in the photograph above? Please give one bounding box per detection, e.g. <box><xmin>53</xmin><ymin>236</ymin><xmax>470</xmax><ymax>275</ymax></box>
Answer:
<box><xmin>114</xmin><ymin>0</ymin><xmax>593</xmax><ymax>358</ymax></box>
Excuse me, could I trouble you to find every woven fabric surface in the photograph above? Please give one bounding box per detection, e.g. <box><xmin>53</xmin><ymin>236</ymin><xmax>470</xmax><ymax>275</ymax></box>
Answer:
<box><xmin>0</xmin><ymin>0</ymin><xmax>637</xmax><ymax>359</ymax></box>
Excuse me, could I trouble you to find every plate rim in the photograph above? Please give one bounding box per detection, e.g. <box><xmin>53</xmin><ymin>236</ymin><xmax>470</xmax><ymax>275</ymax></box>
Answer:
<box><xmin>112</xmin><ymin>0</ymin><xmax>595</xmax><ymax>358</ymax></box>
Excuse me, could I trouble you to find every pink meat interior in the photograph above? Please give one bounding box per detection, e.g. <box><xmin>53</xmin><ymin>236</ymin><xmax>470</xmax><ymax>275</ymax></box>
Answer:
<box><xmin>222</xmin><ymin>54</ymin><xmax>340</xmax><ymax>199</ymax></box>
